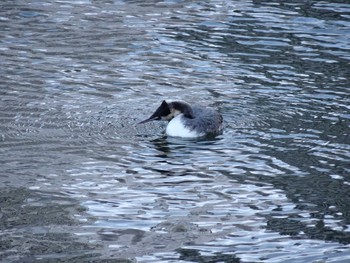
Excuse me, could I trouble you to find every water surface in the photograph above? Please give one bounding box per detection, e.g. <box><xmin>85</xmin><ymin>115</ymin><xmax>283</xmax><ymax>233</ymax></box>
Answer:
<box><xmin>1</xmin><ymin>0</ymin><xmax>350</xmax><ymax>262</ymax></box>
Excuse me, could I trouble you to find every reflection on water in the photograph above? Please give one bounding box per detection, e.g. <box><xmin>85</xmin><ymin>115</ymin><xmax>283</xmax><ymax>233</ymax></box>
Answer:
<box><xmin>1</xmin><ymin>0</ymin><xmax>350</xmax><ymax>262</ymax></box>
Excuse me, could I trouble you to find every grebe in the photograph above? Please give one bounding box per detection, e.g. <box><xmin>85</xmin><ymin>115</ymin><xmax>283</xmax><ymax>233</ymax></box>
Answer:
<box><xmin>138</xmin><ymin>100</ymin><xmax>223</xmax><ymax>138</ymax></box>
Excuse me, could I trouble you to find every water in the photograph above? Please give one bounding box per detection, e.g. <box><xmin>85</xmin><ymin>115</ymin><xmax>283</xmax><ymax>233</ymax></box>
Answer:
<box><xmin>1</xmin><ymin>0</ymin><xmax>350</xmax><ymax>262</ymax></box>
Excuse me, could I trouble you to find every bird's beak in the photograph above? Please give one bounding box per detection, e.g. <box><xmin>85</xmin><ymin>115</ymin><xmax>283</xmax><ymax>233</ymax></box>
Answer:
<box><xmin>137</xmin><ymin>117</ymin><xmax>157</xmax><ymax>125</ymax></box>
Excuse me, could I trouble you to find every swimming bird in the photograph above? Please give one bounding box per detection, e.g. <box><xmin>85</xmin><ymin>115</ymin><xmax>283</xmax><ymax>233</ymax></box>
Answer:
<box><xmin>138</xmin><ymin>100</ymin><xmax>223</xmax><ymax>138</ymax></box>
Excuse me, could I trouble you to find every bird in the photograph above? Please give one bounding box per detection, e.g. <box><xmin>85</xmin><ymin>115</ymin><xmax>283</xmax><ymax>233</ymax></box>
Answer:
<box><xmin>138</xmin><ymin>100</ymin><xmax>223</xmax><ymax>138</ymax></box>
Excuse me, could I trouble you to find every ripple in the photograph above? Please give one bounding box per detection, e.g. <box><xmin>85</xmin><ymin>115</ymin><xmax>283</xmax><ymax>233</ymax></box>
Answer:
<box><xmin>1</xmin><ymin>0</ymin><xmax>350</xmax><ymax>262</ymax></box>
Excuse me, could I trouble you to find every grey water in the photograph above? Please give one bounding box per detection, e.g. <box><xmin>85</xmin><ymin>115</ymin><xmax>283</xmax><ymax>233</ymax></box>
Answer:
<box><xmin>1</xmin><ymin>0</ymin><xmax>350</xmax><ymax>262</ymax></box>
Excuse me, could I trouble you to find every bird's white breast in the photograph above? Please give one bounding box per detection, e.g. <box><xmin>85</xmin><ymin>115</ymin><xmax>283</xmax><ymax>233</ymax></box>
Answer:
<box><xmin>166</xmin><ymin>114</ymin><xmax>202</xmax><ymax>138</ymax></box>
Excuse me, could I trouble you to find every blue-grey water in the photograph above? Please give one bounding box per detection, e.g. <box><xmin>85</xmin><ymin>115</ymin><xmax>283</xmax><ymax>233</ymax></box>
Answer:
<box><xmin>1</xmin><ymin>1</ymin><xmax>350</xmax><ymax>262</ymax></box>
